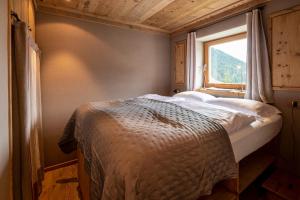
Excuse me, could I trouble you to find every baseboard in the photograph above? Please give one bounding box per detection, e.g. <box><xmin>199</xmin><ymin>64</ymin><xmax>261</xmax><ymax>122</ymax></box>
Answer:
<box><xmin>44</xmin><ymin>159</ymin><xmax>78</xmax><ymax>172</ymax></box>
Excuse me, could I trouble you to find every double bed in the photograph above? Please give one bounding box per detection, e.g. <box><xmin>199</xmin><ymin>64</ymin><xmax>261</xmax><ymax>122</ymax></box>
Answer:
<box><xmin>59</xmin><ymin>91</ymin><xmax>282</xmax><ymax>200</ymax></box>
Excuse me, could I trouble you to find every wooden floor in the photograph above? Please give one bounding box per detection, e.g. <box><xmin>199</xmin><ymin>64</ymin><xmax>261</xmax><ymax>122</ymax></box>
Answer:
<box><xmin>39</xmin><ymin>164</ymin><xmax>80</xmax><ymax>200</ymax></box>
<box><xmin>39</xmin><ymin>164</ymin><xmax>265</xmax><ymax>200</ymax></box>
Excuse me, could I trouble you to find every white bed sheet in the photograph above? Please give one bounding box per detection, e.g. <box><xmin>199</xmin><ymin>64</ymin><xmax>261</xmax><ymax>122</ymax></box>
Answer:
<box><xmin>140</xmin><ymin>94</ymin><xmax>256</xmax><ymax>134</ymax></box>
<box><xmin>229</xmin><ymin>114</ymin><xmax>282</xmax><ymax>162</ymax></box>
<box><xmin>140</xmin><ymin>94</ymin><xmax>282</xmax><ymax>162</ymax></box>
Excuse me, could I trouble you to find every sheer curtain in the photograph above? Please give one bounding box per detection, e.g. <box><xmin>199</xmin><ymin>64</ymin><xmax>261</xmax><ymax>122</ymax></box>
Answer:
<box><xmin>12</xmin><ymin>20</ymin><xmax>44</xmax><ymax>200</ymax></box>
<box><xmin>245</xmin><ymin>9</ymin><xmax>273</xmax><ymax>103</ymax></box>
<box><xmin>186</xmin><ymin>32</ymin><xmax>197</xmax><ymax>91</ymax></box>
<box><xmin>29</xmin><ymin>39</ymin><xmax>44</xmax><ymax>198</ymax></box>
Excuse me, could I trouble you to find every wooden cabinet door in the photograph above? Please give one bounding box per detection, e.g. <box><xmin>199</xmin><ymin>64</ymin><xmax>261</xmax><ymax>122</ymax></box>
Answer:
<box><xmin>270</xmin><ymin>6</ymin><xmax>300</xmax><ymax>89</ymax></box>
<box><xmin>175</xmin><ymin>40</ymin><xmax>186</xmax><ymax>84</ymax></box>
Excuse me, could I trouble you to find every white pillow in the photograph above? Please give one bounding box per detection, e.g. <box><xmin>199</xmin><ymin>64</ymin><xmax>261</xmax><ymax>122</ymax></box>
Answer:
<box><xmin>205</xmin><ymin>98</ymin><xmax>281</xmax><ymax>117</ymax></box>
<box><xmin>174</xmin><ymin>91</ymin><xmax>216</xmax><ymax>102</ymax></box>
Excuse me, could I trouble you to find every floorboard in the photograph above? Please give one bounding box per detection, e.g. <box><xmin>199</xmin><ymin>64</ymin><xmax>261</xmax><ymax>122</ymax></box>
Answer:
<box><xmin>39</xmin><ymin>164</ymin><xmax>80</xmax><ymax>200</ymax></box>
<box><xmin>39</xmin><ymin>163</ymin><xmax>265</xmax><ymax>200</ymax></box>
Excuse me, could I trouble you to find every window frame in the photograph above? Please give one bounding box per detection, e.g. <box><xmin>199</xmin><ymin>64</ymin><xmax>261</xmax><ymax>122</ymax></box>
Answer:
<box><xmin>203</xmin><ymin>32</ymin><xmax>247</xmax><ymax>90</ymax></box>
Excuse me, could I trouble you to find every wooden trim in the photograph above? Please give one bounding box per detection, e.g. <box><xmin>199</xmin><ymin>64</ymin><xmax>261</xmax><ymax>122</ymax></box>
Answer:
<box><xmin>171</xmin><ymin>0</ymin><xmax>270</xmax><ymax>36</ymax></box>
<box><xmin>204</xmin><ymin>32</ymin><xmax>247</xmax><ymax>46</ymax></box>
<box><xmin>37</xmin><ymin>4</ymin><xmax>171</xmax><ymax>35</ymax></box>
<box><xmin>8</xmin><ymin>1</ymin><xmax>13</xmax><ymax>199</ymax></box>
<box><xmin>197</xmin><ymin>88</ymin><xmax>245</xmax><ymax>98</ymax></box>
<box><xmin>269</xmin><ymin>5</ymin><xmax>300</xmax><ymax>18</ymax></box>
<box><xmin>44</xmin><ymin>159</ymin><xmax>78</xmax><ymax>172</ymax></box>
<box><xmin>203</xmin><ymin>32</ymin><xmax>246</xmax><ymax>90</ymax></box>
<box><xmin>272</xmin><ymin>87</ymin><xmax>300</xmax><ymax>92</ymax></box>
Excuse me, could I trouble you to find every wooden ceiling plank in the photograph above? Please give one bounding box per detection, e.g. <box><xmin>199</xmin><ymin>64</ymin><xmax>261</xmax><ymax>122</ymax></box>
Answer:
<box><xmin>87</xmin><ymin>0</ymin><xmax>101</xmax><ymax>13</ymax></box>
<box><xmin>171</xmin><ymin>0</ymin><xmax>271</xmax><ymax>36</ymax></box>
<box><xmin>109</xmin><ymin>0</ymin><xmax>141</xmax><ymax>20</ymax></box>
<box><xmin>37</xmin><ymin>4</ymin><xmax>170</xmax><ymax>34</ymax></box>
<box><xmin>145</xmin><ymin>0</ymin><xmax>187</xmax><ymax>27</ymax></box>
<box><xmin>142</xmin><ymin>0</ymin><xmax>218</xmax><ymax>29</ymax></box>
<box><xmin>138</xmin><ymin>0</ymin><xmax>176</xmax><ymax>22</ymax></box>
<box><xmin>163</xmin><ymin>0</ymin><xmax>245</xmax><ymax>30</ymax></box>
<box><xmin>47</xmin><ymin>0</ymin><xmax>80</xmax><ymax>10</ymax></box>
<box><xmin>159</xmin><ymin>0</ymin><xmax>223</xmax><ymax>29</ymax></box>
<box><xmin>37</xmin><ymin>0</ymin><xmax>270</xmax><ymax>37</ymax></box>
<box><xmin>90</xmin><ymin>0</ymin><xmax>118</xmax><ymax>18</ymax></box>
<box><xmin>77</xmin><ymin>0</ymin><xmax>87</xmax><ymax>11</ymax></box>
<box><xmin>120</xmin><ymin>0</ymin><xmax>176</xmax><ymax>23</ymax></box>
<box><xmin>170</xmin><ymin>0</ymin><xmax>256</xmax><ymax>31</ymax></box>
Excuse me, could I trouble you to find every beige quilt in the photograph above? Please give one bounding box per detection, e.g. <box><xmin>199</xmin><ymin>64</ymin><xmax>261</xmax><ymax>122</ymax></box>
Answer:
<box><xmin>59</xmin><ymin>98</ymin><xmax>238</xmax><ymax>200</ymax></box>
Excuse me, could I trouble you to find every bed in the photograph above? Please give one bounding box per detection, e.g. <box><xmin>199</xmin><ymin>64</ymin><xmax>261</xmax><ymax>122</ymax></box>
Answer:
<box><xmin>59</xmin><ymin>92</ymin><xmax>282</xmax><ymax>200</ymax></box>
<box><xmin>230</xmin><ymin>114</ymin><xmax>282</xmax><ymax>162</ymax></box>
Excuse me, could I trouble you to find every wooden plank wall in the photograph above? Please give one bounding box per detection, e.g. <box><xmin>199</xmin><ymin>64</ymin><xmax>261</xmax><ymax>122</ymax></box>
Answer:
<box><xmin>270</xmin><ymin>6</ymin><xmax>300</xmax><ymax>90</ymax></box>
<box><xmin>10</xmin><ymin>0</ymin><xmax>36</xmax><ymax>38</ymax></box>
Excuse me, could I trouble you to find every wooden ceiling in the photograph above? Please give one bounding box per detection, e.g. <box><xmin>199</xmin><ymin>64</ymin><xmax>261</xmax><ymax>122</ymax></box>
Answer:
<box><xmin>37</xmin><ymin>0</ymin><xmax>270</xmax><ymax>35</ymax></box>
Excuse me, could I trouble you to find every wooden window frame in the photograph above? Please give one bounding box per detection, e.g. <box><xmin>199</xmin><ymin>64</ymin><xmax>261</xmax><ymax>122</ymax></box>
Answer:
<box><xmin>203</xmin><ymin>32</ymin><xmax>247</xmax><ymax>90</ymax></box>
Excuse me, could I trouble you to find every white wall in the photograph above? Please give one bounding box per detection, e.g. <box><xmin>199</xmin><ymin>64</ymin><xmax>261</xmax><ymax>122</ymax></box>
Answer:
<box><xmin>0</xmin><ymin>0</ymin><xmax>11</xmax><ymax>199</ymax></box>
<box><xmin>36</xmin><ymin>13</ymin><xmax>171</xmax><ymax>166</ymax></box>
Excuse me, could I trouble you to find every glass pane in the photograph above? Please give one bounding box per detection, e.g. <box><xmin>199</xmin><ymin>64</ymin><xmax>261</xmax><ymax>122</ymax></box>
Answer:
<box><xmin>209</xmin><ymin>38</ymin><xmax>247</xmax><ymax>84</ymax></box>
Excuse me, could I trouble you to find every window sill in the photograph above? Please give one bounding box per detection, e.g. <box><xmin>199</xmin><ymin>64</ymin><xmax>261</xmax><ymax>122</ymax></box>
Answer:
<box><xmin>196</xmin><ymin>87</ymin><xmax>245</xmax><ymax>98</ymax></box>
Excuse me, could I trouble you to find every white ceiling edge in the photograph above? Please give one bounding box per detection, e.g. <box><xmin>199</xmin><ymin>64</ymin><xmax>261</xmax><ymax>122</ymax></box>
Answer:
<box><xmin>196</xmin><ymin>25</ymin><xmax>247</xmax><ymax>42</ymax></box>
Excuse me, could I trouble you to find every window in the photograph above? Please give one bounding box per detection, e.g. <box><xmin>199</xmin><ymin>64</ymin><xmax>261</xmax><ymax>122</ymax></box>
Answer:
<box><xmin>204</xmin><ymin>33</ymin><xmax>247</xmax><ymax>89</ymax></box>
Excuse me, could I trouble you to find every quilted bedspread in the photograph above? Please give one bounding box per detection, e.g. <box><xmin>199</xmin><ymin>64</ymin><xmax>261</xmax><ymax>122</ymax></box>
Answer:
<box><xmin>59</xmin><ymin>97</ymin><xmax>238</xmax><ymax>200</ymax></box>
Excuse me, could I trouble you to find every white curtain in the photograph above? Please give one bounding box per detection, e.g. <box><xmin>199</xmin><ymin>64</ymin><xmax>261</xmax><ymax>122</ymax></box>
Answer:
<box><xmin>245</xmin><ymin>9</ymin><xmax>273</xmax><ymax>103</ymax></box>
<box><xmin>186</xmin><ymin>32</ymin><xmax>197</xmax><ymax>91</ymax></box>
<box><xmin>12</xmin><ymin>21</ymin><xmax>44</xmax><ymax>200</ymax></box>
<box><xmin>28</xmin><ymin>38</ymin><xmax>44</xmax><ymax>197</ymax></box>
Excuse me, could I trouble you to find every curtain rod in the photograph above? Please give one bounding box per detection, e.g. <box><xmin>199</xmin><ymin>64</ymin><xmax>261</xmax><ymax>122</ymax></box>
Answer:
<box><xmin>10</xmin><ymin>11</ymin><xmax>32</xmax><ymax>31</ymax></box>
<box><xmin>189</xmin><ymin>4</ymin><xmax>266</xmax><ymax>33</ymax></box>
<box><xmin>11</xmin><ymin>11</ymin><xmax>21</xmax><ymax>22</ymax></box>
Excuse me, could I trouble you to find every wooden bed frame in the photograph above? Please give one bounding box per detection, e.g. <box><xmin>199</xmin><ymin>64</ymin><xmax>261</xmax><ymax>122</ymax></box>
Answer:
<box><xmin>77</xmin><ymin>136</ymin><xmax>279</xmax><ymax>200</ymax></box>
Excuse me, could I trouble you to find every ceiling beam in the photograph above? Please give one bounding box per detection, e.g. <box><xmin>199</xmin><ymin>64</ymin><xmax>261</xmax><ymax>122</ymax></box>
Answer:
<box><xmin>37</xmin><ymin>4</ymin><xmax>171</xmax><ymax>35</ymax></box>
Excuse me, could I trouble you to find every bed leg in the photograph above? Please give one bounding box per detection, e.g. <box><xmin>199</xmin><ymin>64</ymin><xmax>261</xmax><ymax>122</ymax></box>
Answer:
<box><xmin>221</xmin><ymin>163</ymin><xmax>240</xmax><ymax>199</ymax></box>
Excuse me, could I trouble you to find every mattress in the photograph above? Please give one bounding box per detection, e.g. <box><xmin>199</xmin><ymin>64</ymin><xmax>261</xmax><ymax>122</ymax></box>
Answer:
<box><xmin>229</xmin><ymin>114</ymin><xmax>282</xmax><ymax>162</ymax></box>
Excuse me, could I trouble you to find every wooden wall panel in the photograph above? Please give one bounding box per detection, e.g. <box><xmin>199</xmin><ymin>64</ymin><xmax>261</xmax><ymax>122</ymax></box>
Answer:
<box><xmin>270</xmin><ymin>6</ymin><xmax>300</xmax><ymax>89</ymax></box>
<box><xmin>1</xmin><ymin>0</ymin><xmax>12</xmax><ymax>199</ymax></box>
<box><xmin>175</xmin><ymin>40</ymin><xmax>186</xmax><ymax>85</ymax></box>
<box><xmin>11</xmin><ymin>0</ymin><xmax>36</xmax><ymax>39</ymax></box>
